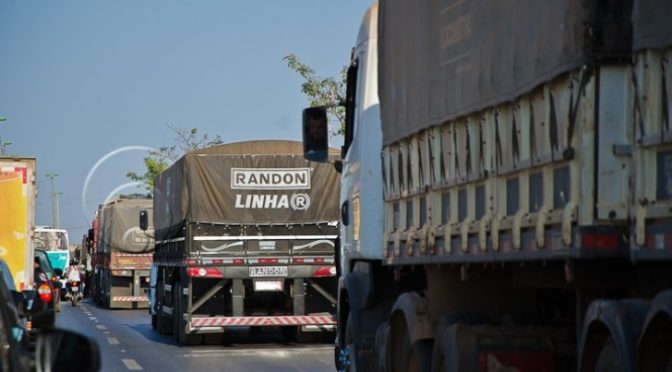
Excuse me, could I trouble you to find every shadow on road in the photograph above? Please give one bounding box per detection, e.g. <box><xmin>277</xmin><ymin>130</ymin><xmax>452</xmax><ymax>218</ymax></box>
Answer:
<box><xmin>128</xmin><ymin>322</ymin><xmax>335</xmax><ymax>349</ymax></box>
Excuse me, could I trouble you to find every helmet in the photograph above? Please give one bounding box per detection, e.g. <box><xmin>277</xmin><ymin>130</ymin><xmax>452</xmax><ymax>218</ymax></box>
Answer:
<box><xmin>70</xmin><ymin>258</ymin><xmax>79</xmax><ymax>265</ymax></box>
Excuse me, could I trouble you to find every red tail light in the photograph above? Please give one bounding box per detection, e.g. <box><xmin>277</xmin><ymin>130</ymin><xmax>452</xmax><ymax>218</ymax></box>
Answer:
<box><xmin>582</xmin><ymin>233</ymin><xmax>619</xmax><ymax>250</ymax></box>
<box><xmin>187</xmin><ymin>267</ymin><xmax>223</xmax><ymax>278</ymax></box>
<box><xmin>38</xmin><ymin>284</ymin><xmax>53</xmax><ymax>303</ymax></box>
<box><xmin>312</xmin><ymin>266</ymin><xmax>337</xmax><ymax>278</ymax></box>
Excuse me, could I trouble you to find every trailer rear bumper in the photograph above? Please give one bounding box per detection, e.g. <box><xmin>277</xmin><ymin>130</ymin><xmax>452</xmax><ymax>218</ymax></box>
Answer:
<box><xmin>189</xmin><ymin>315</ymin><xmax>336</xmax><ymax>333</ymax></box>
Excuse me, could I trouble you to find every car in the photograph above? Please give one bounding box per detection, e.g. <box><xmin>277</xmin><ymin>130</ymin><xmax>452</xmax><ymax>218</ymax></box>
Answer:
<box><xmin>33</xmin><ymin>249</ymin><xmax>62</xmax><ymax>327</ymax></box>
<box><xmin>0</xmin><ymin>258</ymin><xmax>101</xmax><ymax>372</ymax></box>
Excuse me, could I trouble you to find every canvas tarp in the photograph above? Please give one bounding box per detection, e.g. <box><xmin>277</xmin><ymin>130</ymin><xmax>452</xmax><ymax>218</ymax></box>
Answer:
<box><xmin>154</xmin><ymin>140</ymin><xmax>340</xmax><ymax>238</ymax></box>
<box><xmin>633</xmin><ymin>0</ymin><xmax>672</xmax><ymax>50</ymax></box>
<box><xmin>100</xmin><ymin>198</ymin><xmax>154</xmax><ymax>254</ymax></box>
<box><xmin>378</xmin><ymin>0</ymin><xmax>637</xmax><ymax>145</ymax></box>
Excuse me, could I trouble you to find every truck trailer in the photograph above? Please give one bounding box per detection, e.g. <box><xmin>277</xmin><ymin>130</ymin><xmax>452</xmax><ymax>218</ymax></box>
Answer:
<box><xmin>148</xmin><ymin>140</ymin><xmax>340</xmax><ymax>345</ymax></box>
<box><xmin>0</xmin><ymin>157</ymin><xmax>36</xmax><ymax>292</ymax></box>
<box><xmin>302</xmin><ymin>1</ymin><xmax>672</xmax><ymax>371</ymax></box>
<box><xmin>92</xmin><ymin>198</ymin><xmax>154</xmax><ymax>309</ymax></box>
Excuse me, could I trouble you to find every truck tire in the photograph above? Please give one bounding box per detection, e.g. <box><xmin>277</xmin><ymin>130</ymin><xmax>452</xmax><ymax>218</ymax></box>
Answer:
<box><xmin>281</xmin><ymin>326</ymin><xmax>317</xmax><ymax>343</ymax></box>
<box><xmin>156</xmin><ymin>280</ymin><xmax>172</xmax><ymax>335</ymax></box>
<box><xmin>391</xmin><ymin>315</ymin><xmax>432</xmax><ymax>372</ymax></box>
<box><xmin>594</xmin><ymin>337</ymin><xmax>624</xmax><ymax>372</ymax></box>
<box><xmin>151</xmin><ymin>314</ymin><xmax>157</xmax><ymax>330</ymax></box>
<box><xmin>174</xmin><ymin>281</ymin><xmax>202</xmax><ymax>346</ymax></box>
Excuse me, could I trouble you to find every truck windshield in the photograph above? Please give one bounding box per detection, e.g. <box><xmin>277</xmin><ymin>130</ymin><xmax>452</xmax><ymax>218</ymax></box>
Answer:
<box><xmin>34</xmin><ymin>230</ymin><xmax>69</xmax><ymax>252</ymax></box>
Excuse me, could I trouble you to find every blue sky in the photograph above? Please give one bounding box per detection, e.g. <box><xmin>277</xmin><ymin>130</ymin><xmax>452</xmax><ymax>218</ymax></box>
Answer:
<box><xmin>0</xmin><ymin>1</ymin><xmax>370</xmax><ymax>243</ymax></box>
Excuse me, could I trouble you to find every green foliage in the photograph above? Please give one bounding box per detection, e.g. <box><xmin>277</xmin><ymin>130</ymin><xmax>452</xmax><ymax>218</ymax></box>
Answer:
<box><xmin>127</xmin><ymin>125</ymin><xmax>223</xmax><ymax>193</ymax></box>
<box><xmin>284</xmin><ymin>54</ymin><xmax>347</xmax><ymax>135</ymax></box>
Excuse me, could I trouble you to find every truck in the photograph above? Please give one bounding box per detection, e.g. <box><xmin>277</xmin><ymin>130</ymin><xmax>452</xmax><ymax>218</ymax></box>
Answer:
<box><xmin>0</xmin><ymin>157</ymin><xmax>37</xmax><ymax>292</ymax></box>
<box><xmin>301</xmin><ymin>1</ymin><xmax>672</xmax><ymax>371</ymax></box>
<box><xmin>147</xmin><ymin>140</ymin><xmax>340</xmax><ymax>345</ymax></box>
<box><xmin>92</xmin><ymin>198</ymin><xmax>154</xmax><ymax>309</ymax></box>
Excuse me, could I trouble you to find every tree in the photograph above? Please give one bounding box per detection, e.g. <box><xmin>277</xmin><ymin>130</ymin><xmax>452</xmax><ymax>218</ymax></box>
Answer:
<box><xmin>127</xmin><ymin>125</ymin><xmax>223</xmax><ymax>192</ymax></box>
<box><xmin>283</xmin><ymin>54</ymin><xmax>347</xmax><ymax>135</ymax></box>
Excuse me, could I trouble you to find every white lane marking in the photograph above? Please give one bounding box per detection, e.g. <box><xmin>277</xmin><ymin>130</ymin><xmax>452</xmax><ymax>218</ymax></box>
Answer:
<box><xmin>107</xmin><ymin>337</ymin><xmax>120</xmax><ymax>345</ymax></box>
<box><xmin>122</xmin><ymin>359</ymin><xmax>143</xmax><ymax>370</ymax></box>
<box><xmin>89</xmin><ymin>317</ymin><xmax>96</xmax><ymax>320</ymax></box>
<box><xmin>104</xmin><ymin>331</ymin><xmax>111</xmax><ymax>334</ymax></box>
<box><xmin>96</xmin><ymin>325</ymin><xmax>107</xmax><ymax>330</ymax></box>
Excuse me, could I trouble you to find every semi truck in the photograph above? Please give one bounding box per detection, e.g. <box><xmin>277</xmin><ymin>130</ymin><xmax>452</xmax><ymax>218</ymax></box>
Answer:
<box><xmin>0</xmin><ymin>157</ymin><xmax>36</xmax><ymax>292</ymax></box>
<box><xmin>147</xmin><ymin>140</ymin><xmax>340</xmax><ymax>345</ymax></box>
<box><xmin>302</xmin><ymin>1</ymin><xmax>672</xmax><ymax>371</ymax></box>
<box><xmin>92</xmin><ymin>198</ymin><xmax>154</xmax><ymax>309</ymax></box>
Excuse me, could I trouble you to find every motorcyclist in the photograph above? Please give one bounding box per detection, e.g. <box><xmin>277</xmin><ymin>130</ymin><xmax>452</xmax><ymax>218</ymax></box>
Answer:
<box><xmin>64</xmin><ymin>259</ymin><xmax>83</xmax><ymax>292</ymax></box>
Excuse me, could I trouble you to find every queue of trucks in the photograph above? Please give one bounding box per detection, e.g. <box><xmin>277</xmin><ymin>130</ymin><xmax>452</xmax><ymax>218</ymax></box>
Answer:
<box><xmin>297</xmin><ymin>0</ymin><xmax>672</xmax><ymax>371</ymax></box>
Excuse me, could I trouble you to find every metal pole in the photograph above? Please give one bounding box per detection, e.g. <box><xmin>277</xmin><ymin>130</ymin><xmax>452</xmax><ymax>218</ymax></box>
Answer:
<box><xmin>46</xmin><ymin>173</ymin><xmax>60</xmax><ymax>228</ymax></box>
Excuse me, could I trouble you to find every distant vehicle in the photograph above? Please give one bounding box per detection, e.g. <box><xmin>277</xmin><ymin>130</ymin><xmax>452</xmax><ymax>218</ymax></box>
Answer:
<box><xmin>147</xmin><ymin>140</ymin><xmax>340</xmax><ymax>345</ymax></box>
<box><xmin>0</xmin><ymin>157</ymin><xmax>37</xmax><ymax>292</ymax></box>
<box><xmin>34</xmin><ymin>227</ymin><xmax>70</xmax><ymax>275</ymax></box>
<box><xmin>0</xmin><ymin>257</ymin><xmax>101</xmax><ymax>372</ymax></box>
<box><xmin>304</xmin><ymin>1</ymin><xmax>672</xmax><ymax>371</ymax></box>
<box><xmin>91</xmin><ymin>198</ymin><xmax>154</xmax><ymax>309</ymax></box>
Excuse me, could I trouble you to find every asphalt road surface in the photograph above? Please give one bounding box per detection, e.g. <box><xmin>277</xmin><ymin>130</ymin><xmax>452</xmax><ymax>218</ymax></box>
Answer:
<box><xmin>55</xmin><ymin>300</ymin><xmax>334</xmax><ymax>371</ymax></box>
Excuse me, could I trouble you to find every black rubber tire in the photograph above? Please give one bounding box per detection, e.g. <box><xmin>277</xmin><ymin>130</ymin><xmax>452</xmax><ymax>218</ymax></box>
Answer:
<box><xmin>595</xmin><ymin>337</ymin><xmax>624</xmax><ymax>372</ymax></box>
<box><xmin>151</xmin><ymin>314</ymin><xmax>157</xmax><ymax>330</ymax></box>
<box><xmin>175</xmin><ymin>281</ymin><xmax>202</xmax><ymax>346</ymax></box>
<box><xmin>156</xmin><ymin>281</ymin><xmax>172</xmax><ymax>335</ymax></box>
<box><xmin>399</xmin><ymin>335</ymin><xmax>432</xmax><ymax>372</ymax></box>
<box><xmin>281</xmin><ymin>326</ymin><xmax>317</xmax><ymax>343</ymax></box>
<box><xmin>71</xmin><ymin>297</ymin><xmax>77</xmax><ymax>306</ymax></box>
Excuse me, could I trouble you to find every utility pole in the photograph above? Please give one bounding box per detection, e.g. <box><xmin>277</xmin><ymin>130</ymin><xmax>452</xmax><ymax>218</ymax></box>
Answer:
<box><xmin>0</xmin><ymin>116</ymin><xmax>9</xmax><ymax>156</ymax></box>
<box><xmin>45</xmin><ymin>173</ymin><xmax>60</xmax><ymax>228</ymax></box>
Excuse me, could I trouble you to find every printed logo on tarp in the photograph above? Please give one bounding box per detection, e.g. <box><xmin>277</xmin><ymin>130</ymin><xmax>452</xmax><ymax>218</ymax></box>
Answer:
<box><xmin>232</xmin><ymin>168</ymin><xmax>312</xmax><ymax>211</ymax></box>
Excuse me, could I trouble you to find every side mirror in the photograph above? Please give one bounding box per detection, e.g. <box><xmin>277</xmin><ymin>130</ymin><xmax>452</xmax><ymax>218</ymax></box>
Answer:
<box><xmin>139</xmin><ymin>210</ymin><xmax>149</xmax><ymax>231</ymax></box>
<box><xmin>88</xmin><ymin>228</ymin><xmax>94</xmax><ymax>242</ymax></box>
<box><xmin>36</xmin><ymin>329</ymin><xmax>101</xmax><ymax>372</ymax></box>
<box><xmin>302</xmin><ymin>107</ymin><xmax>329</xmax><ymax>162</ymax></box>
<box><xmin>19</xmin><ymin>290</ymin><xmax>46</xmax><ymax>316</ymax></box>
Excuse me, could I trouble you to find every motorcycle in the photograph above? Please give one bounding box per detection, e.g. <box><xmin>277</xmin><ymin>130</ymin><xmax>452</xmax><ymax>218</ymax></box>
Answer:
<box><xmin>66</xmin><ymin>280</ymin><xmax>83</xmax><ymax>306</ymax></box>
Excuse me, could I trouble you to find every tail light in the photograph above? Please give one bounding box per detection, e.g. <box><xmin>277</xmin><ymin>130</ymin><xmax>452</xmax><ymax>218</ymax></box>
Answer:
<box><xmin>38</xmin><ymin>284</ymin><xmax>53</xmax><ymax>303</ymax></box>
<box><xmin>582</xmin><ymin>233</ymin><xmax>619</xmax><ymax>250</ymax></box>
<box><xmin>312</xmin><ymin>266</ymin><xmax>337</xmax><ymax>278</ymax></box>
<box><xmin>70</xmin><ymin>281</ymin><xmax>79</xmax><ymax>287</ymax></box>
<box><xmin>187</xmin><ymin>267</ymin><xmax>223</xmax><ymax>278</ymax></box>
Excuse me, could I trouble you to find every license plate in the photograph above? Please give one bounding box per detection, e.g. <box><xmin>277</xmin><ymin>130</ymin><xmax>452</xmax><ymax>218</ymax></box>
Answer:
<box><xmin>71</xmin><ymin>287</ymin><xmax>79</xmax><ymax>292</ymax></box>
<box><xmin>253</xmin><ymin>280</ymin><xmax>284</xmax><ymax>292</ymax></box>
<box><xmin>249</xmin><ymin>266</ymin><xmax>288</xmax><ymax>277</ymax></box>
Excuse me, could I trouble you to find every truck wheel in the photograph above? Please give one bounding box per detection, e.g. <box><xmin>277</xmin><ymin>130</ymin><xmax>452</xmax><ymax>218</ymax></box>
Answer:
<box><xmin>174</xmin><ymin>282</ymin><xmax>202</xmax><ymax>346</ymax></box>
<box><xmin>151</xmin><ymin>314</ymin><xmax>157</xmax><ymax>330</ymax></box>
<box><xmin>392</xmin><ymin>317</ymin><xmax>432</xmax><ymax>372</ymax></box>
<box><xmin>594</xmin><ymin>337</ymin><xmax>624</xmax><ymax>372</ymax></box>
<box><xmin>341</xmin><ymin>312</ymin><xmax>377</xmax><ymax>371</ymax></box>
<box><xmin>282</xmin><ymin>326</ymin><xmax>317</xmax><ymax>343</ymax></box>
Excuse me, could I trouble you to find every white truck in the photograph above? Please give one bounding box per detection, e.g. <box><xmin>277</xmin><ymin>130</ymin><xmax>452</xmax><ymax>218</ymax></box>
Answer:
<box><xmin>302</xmin><ymin>1</ymin><xmax>672</xmax><ymax>371</ymax></box>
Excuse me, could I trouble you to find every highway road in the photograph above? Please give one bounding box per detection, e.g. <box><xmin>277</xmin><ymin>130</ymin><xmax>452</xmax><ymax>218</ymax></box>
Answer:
<box><xmin>55</xmin><ymin>300</ymin><xmax>335</xmax><ymax>371</ymax></box>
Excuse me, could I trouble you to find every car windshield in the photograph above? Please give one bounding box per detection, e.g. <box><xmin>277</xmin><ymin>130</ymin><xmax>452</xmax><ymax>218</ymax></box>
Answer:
<box><xmin>34</xmin><ymin>230</ymin><xmax>69</xmax><ymax>252</ymax></box>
